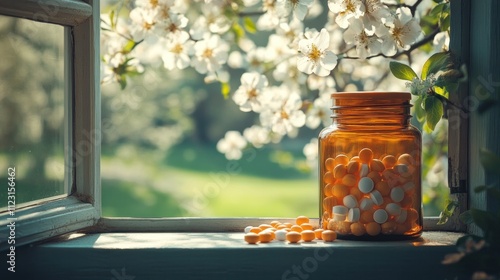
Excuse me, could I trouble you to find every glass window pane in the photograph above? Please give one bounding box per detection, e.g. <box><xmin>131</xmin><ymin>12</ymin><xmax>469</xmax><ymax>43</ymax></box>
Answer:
<box><xmin>0</xmin><ymin>15</ymin><xmax>66</xmax><ymax>209</ymax></box>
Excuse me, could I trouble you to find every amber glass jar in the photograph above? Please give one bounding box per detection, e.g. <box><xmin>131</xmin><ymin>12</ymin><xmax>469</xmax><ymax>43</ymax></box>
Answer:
<box><xmin>319</xmin><ymin>91</ymin><xmax>422</xmax><ymax>240</ymax></box>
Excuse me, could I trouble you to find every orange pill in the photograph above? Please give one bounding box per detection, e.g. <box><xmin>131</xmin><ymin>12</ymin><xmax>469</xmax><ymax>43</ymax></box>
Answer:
<box><xmin>350</xmin><ymin>156</ymin><xmax>361</xmax><ymax>162</ymax></box>
<box><xmin>314</xmin><ymin>229</ymin><xmax>324</xmax><ymax>239</ymax></box>
<box><xmin>349</xmin><ymin>187</ymin><xmax>363</xmax><ymax>200</ymax></box>
<box><xmin>323</xmin><ymin>171</ymin><xmax>335</xmax><ymax>184</ymax></box>
<box><xmin>360</xmin><ymin>209</ymin><xmax>375</xmax><ymax>224</ymax></box>
<box><xmin>398</xmin><ymin>153</ymin><xmax>415</xmax><ymax>166</ymax></box>
<box><xmin>366</xmin><ymin>222</ymin><xmax>381</xmax><ymax>236</ymax></box>
<box><xmin>291</xmin><ymin>225</ymin><xmax>303</xmax><ymax>232</ymax></box>
<box><xmin>321</xmin><ymin>230</ymin><xmax>337</xmax><ymax>242</ymax></box>
<box><xmin>336</xmin><ymin>221</ymin><xmax>352</xmax><ymax>234</ymax></box>
<box><xmin>301</xmin><ymin>230</ymin><xmax>316</xmax><ymax>242</ymax></box>
<box><xmin>324</xmin><ymin>183</ymin><xmax>333</xmax><ymax>197</ymax></box>
<box><xmin>382</xmin><ymin>155</ymin><xmax>397</xmax><ymax>168</ymax></box>
<box><xmin>283</xmin><ymin>223</ymin><xmax>293</xmax><ymax>228</ymax></box>
<box><xmin>249</xmin><ymin>227</ymin><xmax>262</xmax><ymax>234</ymax></box>
<box><xmin>277</xmin><ymin>224</ymin><xmax>288</xmax><ymax>230</ymax></box>
<box><xmin>359</xmin><ymin>148</ymin><xmax>374</xmax><ymax>163</ymax></box>
<box><xmin>342</xmin><ymin>174</ymin><xmax>357</xmax><ymax>187</ymax></box>
<box><xmin>332</xmin><ymin>183</ymin><xmax>350</xmax><ymax>198</ymax></box>
<box><xmin>325</xmin><ymin>158</ymin><xmax>335</xmax><ymax>171</ymax></box>
<box><xmin>351</xmin><ymin>222</ymin><xmax>366</xmax><ymax>236</ymax></box>
<box><xmin>333</xmin><ymin>164</ymin><xmax>347</xmax><ymax>179</ymax></box>
<box><xmin>259</xmin><ymin>231</ymin><xmax>273</xmax><ymax>243</ymax></box>
<box><xmin>375</xmin><ymin>181</ymin><xmax>391</xmax><ymax>196</ymax></box>
<box><xmin>346</xmin><ymin>161</ymin><xmax>360</xmax><ymax>174</ymax></box>
<box><xmin>259</xmin><ymin>224</ymin><xmax>272</xmax><ymax>230</ymax></box>
<box><xmin>381</xmin><ymin>221</ymin><xmax>397</xmax><ymax>234</ymax></box>
<box><xmin>334</xmin><ymin>154</ymin><xmax>349</xmax><ymax>166</ymax></box>
<box><xmin>323</xmin><ymin>196</ymin><xmax>338</xmax><ymax>213</ymax></box>
<box><xmin>286</xmin><ymin>231</ymin><xmax>302</xmax><ymax>243</ymax></box>
<box><xmin>244</xmin><ymin>232</ymin><xmax>260</xmax><ymax>244</ymax></box>
<box><xmin>296</xmin><ymin>216</ymin><xmax>310</xmax><ymax>225</ymax></box>
<box><xmin>301</xmin><ymin>223</ymin><xmax>313</xmax><ymax>231</ymax></box>
<box><xmin>370</xmin><ymin>159</ymin><xmax>385</xmax><ymax>172</ymax></box>
<box><xmin>270</xmin><ymin>221</ymin><xmax>281</xmax><ymax>228</ymax></box>
<box><xmin>367</xmin><ymin>171</ymin><xmax>382</xmax><ymax>184</ymax></box>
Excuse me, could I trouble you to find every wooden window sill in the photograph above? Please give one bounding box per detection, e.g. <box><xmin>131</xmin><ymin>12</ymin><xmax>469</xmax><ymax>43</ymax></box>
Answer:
<box><xmin>8</xmin><ymin>231</ymin><xmax>466</xmax><ymax>279</ymax></box>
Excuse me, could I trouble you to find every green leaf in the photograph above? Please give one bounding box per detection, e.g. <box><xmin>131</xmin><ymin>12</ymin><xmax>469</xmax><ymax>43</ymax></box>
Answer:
<box><xmin>232</xmin><ymin>23</ymin><xmax>245</xmax><ymax>42</ymax></box>
<box><xmin>423</xmin><ymin>95</ymin><xmax>443</xmax><ymax>131</ymax></box>
<box><xmin>390</xmin><ymin>61</ymin><xmax>418</xmax><ymax>81</ymax></box>
<box><xmin>109</xmin><ymin>10</ymin><xmax>116</xmax><ymax>29</ymax></box>
<box><xmin>243</xmin><ymin>17</ymin><xmax>257</xmax><ymax>34</ymax></box>
<box><xmin>429</xmin><ymin>3</ymin><xmax>445</xmax><ymax>18</ymax></box>
<box><xmin>479</xmin><ymin>148</ymin><xmax>500</xmax><ymax>174</ymax></box>
<box><xmin>437</xmin><ymin>199</ymin><xmax>459</xmax><ymax>225</ymax></box>
<box><xmin>421</xmin><ymin>52</ymin><xmax>452</xmax><ymax>80</ymax></box>
<box><xmin>414</xmin><ymin>96</ymin><xmax>426</xmax><ymax>123</ymax></box>
<box><xmin>221</xmin><ymin>82</ymin><xmax>230</xmax><ymax>99</ymax></box>
<box><xmin>123</xmin><ymin>40</ymin><xmax>140</xmax><ymax>54</ymax></box>
<box><xmin>440</xmin><ymin>13</ymin><xmax>451</xmax><ymax>31</ymax></box>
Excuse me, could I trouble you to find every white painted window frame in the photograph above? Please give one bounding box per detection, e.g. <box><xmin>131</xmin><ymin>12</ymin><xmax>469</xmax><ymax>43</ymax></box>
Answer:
<box><xmin>0</xmin><ymin>0</ymin><xmax>100</xmax><ymax>251</ymax></box>
<box><xmin>0</xmin><ymin>0</ymin><xmax>468</xmax><ymax>248</ymax></box>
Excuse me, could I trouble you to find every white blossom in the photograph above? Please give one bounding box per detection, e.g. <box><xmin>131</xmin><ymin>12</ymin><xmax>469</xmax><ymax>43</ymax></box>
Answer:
<box><xmin>276</xmin><ymin>0</ymin><xmax>314</xmax><ymax>21</ymax></box>
<box><xmin>379</xmin><ymin>7</ymin><xmax>422</xmax><ymax>56</ymax></box>
<box><xmin>191</xmin><ymin>33</ymin><xmax>229</xmax><ymax>75</ymax></box>
<box><xmin>257</xmin><ymin>0</ymin><xmax>281</xmax><ymax>30</ymax></box>
<box><xmin>216</xmin><ymin>131</ymin><xmax>247</xmax><ymax>160</ymax></box>
<box><xmin>303</xmin><ymin>137</ymin><xmax>318</xmax><ymax>161</ymax></box>
<box><xmin>260</xmin><ymin>89</ymin><xmax>306</xmax><ymax>135</ymax></box>
<box><xmin>297</xmin><ymin>28</ymin><xmax>338</xmax><ymax>77</ymax></box>
<box><xmin>362</xmin><ymin>0</ymin><xmax>393</xmax><ymax>34</ymax></box>
<box><xmin>343</xmin><ymin>19</ymin><xmax>381</xmax><ymax>58</ymax></box>
<box><xmin>306</xmin><ymin>95</ymin><xmax>331</xmax><ymax>129</ymax></box>
<box><xmin>161</xmin><ymin>32</ymin><xmax>194</xmax><ymax>70</ymax></box>
<box><xmin>129</xmin><ymin>7</ymin><xmax>158</xmax><ymax>40</ymax></box>
<box><xmin>405</xmin><ymin>74</ymin><xmax>436</xmax><ymax>96</ymax></box>
<box><xmin>327</xmin><ymin>0</ymin><xmax>365</xmax><ymax>29</ymax></box>
<box><xmin>433</xmin><ymin>31</ymin><xmax>450</xmax><ymax>52</ymax></box>
<box><xmin>232</xmin><ymin>72</ymin><xmax>269</xmax><ymax>112</ymax></box>
<box><xmin>243</xmin><ymin>125</ymin><xmax>271</xmax><ymax>148</ymax></box>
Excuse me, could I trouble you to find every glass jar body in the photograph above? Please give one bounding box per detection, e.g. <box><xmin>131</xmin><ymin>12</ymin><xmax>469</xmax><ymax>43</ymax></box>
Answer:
<box><xmin>319</xmin><ymin>92</ymin><xmax>423</xmax><ymax>240</ymax></box>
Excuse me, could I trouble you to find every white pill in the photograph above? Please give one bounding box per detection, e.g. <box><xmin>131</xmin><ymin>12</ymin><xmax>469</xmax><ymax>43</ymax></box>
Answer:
<box><xmin>244</xmin><ymin>225</ymin><xmax>253</xmax><ymax>233</ymax></box>
<box><xmin>358</xmin><ymin>177</ymin><xmax>374</xmax><ymax>193</ymax></box>
<box><xmin>333</xmin><ymin>214</ymin><xmax>347</xmax><ymax>222</ymax></box>
<box><xmin>386</xmin><ymin>203</ymin><xmax>402</xmax><ymax>216</ymax></box>
<box><xmin>396</xmin><ymin>209</ymin><xmax>408</xmax><ymax>223</ymax></box>
<box><xmin>370</xmin><ymin>190</ymin><xmax>384</xmax><ymax>206</ymax></box>
<box><xmin>394</xmin><ymin>164</ymin><xmax>409</xmax><ymax>174</ymax></box>
<box><xmin>333</xmin><ymin>205</ymin><xmax>349</xmax><ymax>215</ymax></box>
<box><xmin>347</xmin><ymin>208</ymin><xmax>360</xmax><ymax>222</ymax></box>
<box><xmin>275</xmin><ymin>229</ymin><xmax>288</xmax><ymax>241</ymax></box>
<box><xmin>402</xmin><ymin>181</ymin><xmax>415</xmax><ymax>192</ymax></box>
<box><xmin>359</xmin><ymin>164</ymin><xmax>370</xmax><ymax>177</ymax></box>
<box><xmin>360</xmin><ymin>197</ymin><xmax>374</xmax><ymax>210</ymax></box>
<box><xmin>390</xmin><ymin>187</ymin><xmax>405</xmax><ymax>202</ymax></box>
<box><xmin>343</xmin><ymin>195</ymin><xmax>359</xmax><ymax>208</ymax></box>
<box><xmin>373</xmin><ymin>209</ymin><xmax>389</xmax><ymax>224</ymax></box>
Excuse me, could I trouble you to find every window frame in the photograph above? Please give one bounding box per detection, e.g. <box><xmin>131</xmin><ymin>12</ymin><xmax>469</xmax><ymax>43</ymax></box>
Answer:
<box><xmin>2</xmin><ymin>0</ymin><xmax>486</xmax><ymax>245</ymax></box>
<box><xmin>0</xmin><ymin>0</ymin><xmax>100</xmax><ymax>251</ymax></box>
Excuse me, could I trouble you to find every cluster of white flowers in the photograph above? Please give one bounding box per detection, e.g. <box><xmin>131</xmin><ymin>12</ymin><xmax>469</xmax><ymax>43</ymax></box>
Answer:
<box><xmin>101</xmin><ymin>0</ymin><xmax>443</xmax><ymax>160</ymax></box>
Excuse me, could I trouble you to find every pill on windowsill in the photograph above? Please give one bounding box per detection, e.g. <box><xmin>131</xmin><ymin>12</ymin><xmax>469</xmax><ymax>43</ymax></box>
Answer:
<box><xmin>373</xmin><ymin>209</ymin><xmax>389</xmax><ymax>224</ymax></box>
<box><xmin>286</xmin><ymin>231</ymin><xmax>302</xmax><ymax>243</ymax></box>
<box><xmin>321</xmin><ymin>230</ymin><xmax>337</xmax><ymax>242</ymax></box>
<box><xmin>259</xmin><ymin>231</ymin><xmax>273</xmax><ymax>243</ymax></box>
<box><xmin>301</xmin><ymin>230</ymin><xmax>316</xmax><ymax>242</ymax></box>
<box><xmin>275</xmin><ymin>229</ymin><xmax>288</xmax><ymax>241</ymax></box>
<box><xmin>296</xmin><ymin>215</ymin><xmax>309</xmax><ymax>225</ymax></box>
<box><xmin>244</xmin><ymin>232</ymin><xmax>259</xmax><ymax>244</ymax></box>
<box><xmin>358</xmin><ymin>177</ymin><xmax>374</xmax><ymax>193</ymax></box>
<box><xmin>244</xmin><ymin>225</ymin><xmax>253</xmax><ymax>234</ymax></box>
<box><xmin>301</xmin><ymin>223</ymin><xmax>313</xmax><ymax>231</ymax></box>
<box><xmin>314</xmin><ymin>229</ymin><xmax>324</xmax><ymax>239</ymax></box>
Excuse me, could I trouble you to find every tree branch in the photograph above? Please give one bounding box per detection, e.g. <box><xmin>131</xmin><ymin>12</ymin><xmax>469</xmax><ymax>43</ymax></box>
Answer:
<box><xmin>386</xmin><ymin>0</ymin><xmax>423</xmax><ymax>16</ymax></box>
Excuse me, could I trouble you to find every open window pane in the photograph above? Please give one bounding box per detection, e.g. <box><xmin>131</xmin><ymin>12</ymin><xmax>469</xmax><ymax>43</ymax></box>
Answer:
<box><xmin>0</xmin><ymin>15</ymin><xmax>66</xmax><ymax>209</ymax></box>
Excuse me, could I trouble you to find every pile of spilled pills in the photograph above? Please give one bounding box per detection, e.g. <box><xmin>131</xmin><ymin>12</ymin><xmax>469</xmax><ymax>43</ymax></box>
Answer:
<box><xmin>322</xmin><ymin>148</ymin><xmax>420</xmax><ymax>236</ymax></box>
<box><xmin>243</xmin><ymin>216</ymin><xmax>336</xmax><ymax>244</ymax></box>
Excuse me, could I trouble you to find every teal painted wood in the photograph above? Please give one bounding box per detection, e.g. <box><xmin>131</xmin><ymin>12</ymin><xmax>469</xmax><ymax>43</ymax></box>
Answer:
<box><xmin>2</xmin><ymin>232</ymin><xmax>465</xmax><ymax>280</ymax></box>
<box><xmin>468</xmin><ymin>0</ymin><xmax>500</xmax><ymax>214</ymax></box>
